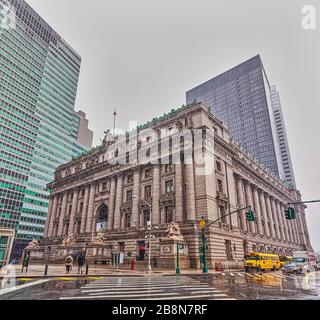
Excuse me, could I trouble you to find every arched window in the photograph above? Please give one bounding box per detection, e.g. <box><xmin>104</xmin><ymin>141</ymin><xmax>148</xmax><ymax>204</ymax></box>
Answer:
<box><xmin>96</xmin><ymin>204</ymin><xmax>108</xmax><ymax>231</ymax></box>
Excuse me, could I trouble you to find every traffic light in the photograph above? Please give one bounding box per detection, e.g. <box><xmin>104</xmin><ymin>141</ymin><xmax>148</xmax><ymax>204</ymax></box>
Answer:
<box><xmin>285</xmin><ymin>207</ymin><xmax>296</xmax><ymax>220</ymax></box>
<box><xmin>245</xmin><ymin>209</ymin><xmax>256</xmax><ymax>221</ymax></box>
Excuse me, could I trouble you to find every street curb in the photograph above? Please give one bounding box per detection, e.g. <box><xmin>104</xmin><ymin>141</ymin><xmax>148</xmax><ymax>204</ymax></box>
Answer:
<box><xmin>0</xmin><ymin>269</ymin><xmax>245</xmax><ymax>280</ymax></box>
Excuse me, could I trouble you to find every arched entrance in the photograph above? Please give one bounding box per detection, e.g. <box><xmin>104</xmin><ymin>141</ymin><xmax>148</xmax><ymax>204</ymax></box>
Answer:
<box><xmin>96</xmin><ymin>204</ymin><xmax>108</xmax><ymax>232</ymax></box>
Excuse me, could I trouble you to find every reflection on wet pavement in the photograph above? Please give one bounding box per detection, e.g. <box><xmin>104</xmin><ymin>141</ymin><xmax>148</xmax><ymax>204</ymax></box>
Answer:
<box><xmin>0</xmin><ymin>272</ymin><xmax>320</xmax><ymax>300</ymax></box>
<box><xmin>0</xmin><ymin>277</ymin><xmax>103</xmax><ymax>300</ymax></box>
<box><xmin>192</xmin><ymin>271</ymin><xmax>320</xmax><ymax>300</ymax></box>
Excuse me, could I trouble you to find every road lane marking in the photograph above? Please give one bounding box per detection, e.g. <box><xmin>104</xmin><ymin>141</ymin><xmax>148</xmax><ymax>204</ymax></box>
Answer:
<box><xmin>60</xmin><ymin>292</ymin><xmax>179</xmax><ymax>299</ymax></box>
<box><xmin>82</xmin><ymin>284</ymin><xmax>207</xmax><ymax>289</ymax></box>
<box><xmin>133</xmin><ymin>294</ymin><xmax>236</xmax><ymax>300</ymax></box>
<box><xmin>88</xmin><ymin>289</ymin><xmax>165</xmax><ymax>295</ymax></box>
<box><xmin>0</xmin><ymin>279</ymin><xmax>50</xmax><ymax>296</ymax></box>
<box><xmin>245</xmin><ymin>273</ymin><xmax>254</xmax><ymax>278</ymax></box>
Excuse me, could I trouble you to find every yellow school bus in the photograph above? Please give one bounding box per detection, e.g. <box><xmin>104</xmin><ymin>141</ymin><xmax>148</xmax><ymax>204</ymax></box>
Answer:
<box><xmin>244</xmin><ymin>252</ymin><xmax>281</xmax><ymax>272</ymax></box>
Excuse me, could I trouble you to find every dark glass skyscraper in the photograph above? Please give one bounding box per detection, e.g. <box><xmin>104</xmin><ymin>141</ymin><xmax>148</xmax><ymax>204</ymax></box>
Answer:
<box><xmin>186</xmin><ymin>55</ymin><xmax>283</xmax><ymax>179</ymax></box>
<box><xmin>0</xmin><ymin>0</ymin><xmax>92</xmax><ymax>259</ymax></box>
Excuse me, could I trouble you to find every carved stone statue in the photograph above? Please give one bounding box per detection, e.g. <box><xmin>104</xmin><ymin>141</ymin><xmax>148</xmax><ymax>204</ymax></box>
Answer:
<box><xmin>25</xmin><ymin>238</ymin><xmax>40</xmax><ymax>250</ymax></box>
<box><xmin>175</xmin><ymin>120</ymin><xmax>183</xmax><ymax>132</ymax></box>
<box><xmin>62</xmin><ymin>234</ymin><xmax>76</xmax><ymax>246</ymax></box>
<box><xmin>92</xmin><ymin>231</ymin><xmax>106</xmax><ymax>245</ymax></box>
<box><xmin>102</xmin><ymin>129</ymin><xmax>115</xmax><ymax>148</ymax></box>
<box><xmin>165</xmin><ymin>222</ymin><xmax>184</xmax><ymax>241</ymax></box>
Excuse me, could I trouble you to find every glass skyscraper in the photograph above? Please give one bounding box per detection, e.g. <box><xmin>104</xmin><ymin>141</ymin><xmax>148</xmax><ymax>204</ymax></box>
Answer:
<box><xmin>186</xmin><ymin>55</ymin><xmax>284</xmax><ymax>180</ymax></box>
<box><xmin>0</xmin><ymin>0</ymin><xmax>92</xmax><ymax>259</ymax></box>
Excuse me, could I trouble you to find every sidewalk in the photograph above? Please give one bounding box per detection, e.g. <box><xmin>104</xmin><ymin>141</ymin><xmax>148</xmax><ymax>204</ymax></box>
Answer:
<box><xmin>0</xmin><ymin>264</ymin><xmax>244</xmax><ymax>279</ymax></box>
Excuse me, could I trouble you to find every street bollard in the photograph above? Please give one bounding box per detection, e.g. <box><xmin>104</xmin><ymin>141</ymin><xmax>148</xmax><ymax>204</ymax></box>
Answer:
<box><xmin>131</xmin><ymin>257</ymin><xmax>135</xmax><ymax>271</ymax></box>
<box><xmin>86</xmin><ymin>264</ymin><xmax>89</xmax><ymax>275</ymax></box>
<box><xmin>44</xmin><ymin>264</ymin><xmax>48</xmax><ymax>276</ymax></box>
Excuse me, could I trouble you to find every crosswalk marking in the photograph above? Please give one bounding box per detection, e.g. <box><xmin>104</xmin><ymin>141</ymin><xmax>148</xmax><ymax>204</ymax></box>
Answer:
<box><xmin>60</xmin><ymin>275</ymin><xmax>234</xmax><ymax>300</ymax></box>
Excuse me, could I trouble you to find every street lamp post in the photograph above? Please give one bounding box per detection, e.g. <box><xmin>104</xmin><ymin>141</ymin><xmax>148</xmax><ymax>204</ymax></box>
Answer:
<box><xmin>133</xmin><ymin>196</ymin><xmax>152</xmax><ymax>275</ymax></box>
<box><xmin>84</xmin><ymin>242</ymin><xmax>89</xmax><ymax>275</ymax></box>
<box><xmin>176</xmin><ymin>241</ymin><xmax>180</xmax><ymax>274</ymax></box>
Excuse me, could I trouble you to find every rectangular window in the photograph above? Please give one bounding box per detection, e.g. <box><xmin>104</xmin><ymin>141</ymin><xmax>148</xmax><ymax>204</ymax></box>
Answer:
<box><xmin>165</xmin><ymin>180</ymin><xmax>173</xmax><ymax>193</ymax></box>
<box><xmin>225</xmin><ymin>240</ymin><xmax>233</xmax><ymax>260</ymax></box>
<box><xmin>216</xmin><ymin>161</ymin><xmax>222</xmax><ymax>172</ymax></box>
<box><xmin>127</xmin><ymin>174</ymin><xmax>133</xmax><ymax>183</ymax></box>
<box><xmin>126</xmin><ymin>190</ymin><xmax>133</xmax><ymax>202</ymax></box>
<box><xmin>145</xmin><ymin>168</ymin><xmax>152</xmax><ymax>178</ymax></box>
<box><xmin>165</xmin><ymin>207</ymin><xmax>173</xmax><ymax>223</ymax></box>
<box><xmin>217</xmin><ymin>179</ymin><xmax>223</xmax><ymax>193</ymax></box>
<box><xmin>144</xmin><ymin>185</ymin><xmax>152</xmax><ymax>198</ymax></box>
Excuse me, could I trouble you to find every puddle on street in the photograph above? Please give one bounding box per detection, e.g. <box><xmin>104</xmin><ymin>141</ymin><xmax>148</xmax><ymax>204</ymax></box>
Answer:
<box><xmin>191</xmin><ymin>272</ymin><xmax>320</xmax><ymax>300</ymax></box>
<box><xmin>0</xmin><ymin>278</ymin><xmax>97</xmax><ymax>300</ymax></box>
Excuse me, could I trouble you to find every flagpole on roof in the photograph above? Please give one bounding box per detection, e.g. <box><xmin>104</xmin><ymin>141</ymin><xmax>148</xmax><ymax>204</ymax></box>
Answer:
<box><xmin>113</xmin><ymin>109</ymin><xmax>117</xmax><ymax>137</ymax></box>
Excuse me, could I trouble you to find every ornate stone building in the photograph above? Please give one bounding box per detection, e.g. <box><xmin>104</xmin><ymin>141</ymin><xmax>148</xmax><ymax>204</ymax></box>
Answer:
<box><xmin>40</xmin><ymin>102</ymin><xmax>312</xmax><ymax>269</ymax></box>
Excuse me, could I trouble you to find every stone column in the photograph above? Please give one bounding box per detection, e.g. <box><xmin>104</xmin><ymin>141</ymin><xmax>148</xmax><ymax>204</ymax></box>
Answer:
<box><xmin>43</xmin><ymin>196</ymin><xmax>53</xmax><ymax>237</ymax></box>
<box><xmin>236</xmin><ymin>177</ymin><xmax>247</xmax><ymax>232</ymax></box>
<box><xmin>279</xmin><ymin>202</ymin><xmax>289</xmax><ymax>242</ymax></box>
<box><xmin>293</xmin><ymin>217</ymin><xmax>300</xmax><ymax>245</ymax></box>
<box><xmin>281</xmin><ymin>203</ymin><xmax>292</xmax><ymax>242</ymax></box>
<box><xmin>131</xmin><ymin>169</ymin><xmax>140</xmax><ymax>229</ymax></box>
<box><xmin>265</xmin><ymin>195</ymin><xmax>276</xmax><ymax>239</ymax></box>
<box><xmin>86</xmin><ymin>184</ymin><xmax>96</xmax><ymax>233</ymax></box>
<box><xmin>80</xmin><ymin>185</ymin><xmax>90</xmax><ymax>234</ymax></box>
<box><xmin>244</xmin><ymin>182</ymin><xmax>255</xmax><ymax>233</ymax></box>
<box><xmin>259</xmin><ymin>192</ymin><xmax>270</xmax><ymax>237</ymax></box>
<box><xmin>68</xmin><ymin>188</ymin><xmax>79</xmax><ymax>235</ymax></box>
<box><xmin>108</xmin><ymin>176</ymin><xmax>116</xmax><ymax>231</ymax></box>
<box><xmin>185</xmin><ymin>162</ymin><xmax>196</xmax><ymax>222</ymax></box>
<box><xmin>175</xmin><ymin>163</ymin><xmax>184</xmax><ymax>223</ymax></box>
<box><xmin>252</xmin><ymin>187</ymin><xmax>263</xmax><ymax>235</ymax></box>
<box><xmin>152</xmin><ymin>165</ymin><xmax>160</xmax><ymax>226</ymax></box>
<box><xmin>270</xmin><ymin>197</ymin><xmax>281</xmax><ymax>240</ymax></box>
<box><xmin>113</xmin><ymin>174</ymin><xmax>123</xmax><ymax>230</ymax></box>
<box><xmin>275</xmin><ymin>200</ymin><xmax>285</xmax><ymax>241</ymax></box>
<box><xmin>48</xmin><ymin>195</ymin><xmax>58</xmax><ymax>237</ymax></box>
<box><xmin>44</xmin><ymin>195</ymin><xmax>54</xmax><ymax>237</ymax></box>
<box><xmin>57</xmin><ymin>193</ymin><xmax>68</xmax><ymax>236</ymax></box>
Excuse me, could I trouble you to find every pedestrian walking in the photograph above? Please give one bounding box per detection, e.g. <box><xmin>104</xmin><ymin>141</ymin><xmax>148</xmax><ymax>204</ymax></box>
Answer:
<box><xmin>153</xmin><ymin>256</ymin><xmax>158</xmax><ymax>268</ymax></box>
<box><xmin>65</xmin><ymin>255</ymin><xmax>73</xmax><ymax>274</ymax></box>
<box><xmin>77</xmin><ymin>252</ymin><xmax>85</xmax><ymax>274</ymax></box>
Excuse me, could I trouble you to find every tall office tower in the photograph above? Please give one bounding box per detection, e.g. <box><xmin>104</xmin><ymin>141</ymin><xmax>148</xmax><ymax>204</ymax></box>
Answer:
<box><xmin>77</xmin><ymin>111</ymin><xmax>94</xmax><ymax>149</ymax></box>
<box><xmin>0</xmin><ymin>0</ymin><xmax>92</xmax><ymax>259</ymax></box>
<box><xmin>186</xmin><ymin>55</ymin><xmax>284</xmax><ymax>179</ymax></box>
<box><xmin>270</xmin><ymin>85</ymin><xmax>296</xmax><ymax>188</ymax></box>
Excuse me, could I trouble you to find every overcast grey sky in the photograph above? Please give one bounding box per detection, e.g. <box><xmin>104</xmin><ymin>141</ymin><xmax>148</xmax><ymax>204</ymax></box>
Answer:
<box><xmin>26</xmin><ymin>0</ymin><xmax>320</xmax><ymax>251</ymax></box>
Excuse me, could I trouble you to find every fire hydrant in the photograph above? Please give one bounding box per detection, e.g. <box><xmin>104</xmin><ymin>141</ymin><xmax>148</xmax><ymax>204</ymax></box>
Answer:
<box><xmin>131</xmin><ymin>257</ymin><xmax>135</xmax><ymax>271</ymax></box>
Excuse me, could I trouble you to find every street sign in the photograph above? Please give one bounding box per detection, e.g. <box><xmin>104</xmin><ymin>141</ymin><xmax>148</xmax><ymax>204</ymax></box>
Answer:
<box><xmin>198</xmin><ymin>219</ymin><xmax>206</xmax><ymax>229</ymax></box>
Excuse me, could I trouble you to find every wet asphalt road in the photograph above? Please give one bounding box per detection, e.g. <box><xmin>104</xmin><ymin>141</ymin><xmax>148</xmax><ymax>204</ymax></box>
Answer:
<box><xmin>1</xmin><ymin>271</ymin><xmax>320</xmax><ymax>300</ymax></box>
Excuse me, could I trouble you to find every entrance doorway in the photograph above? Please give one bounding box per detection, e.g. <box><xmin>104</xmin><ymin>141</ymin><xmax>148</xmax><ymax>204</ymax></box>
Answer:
<box><xmin>137</xmin><ymin>241</ymin><xmax>145</xmax><ymax>261</ymax></box>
